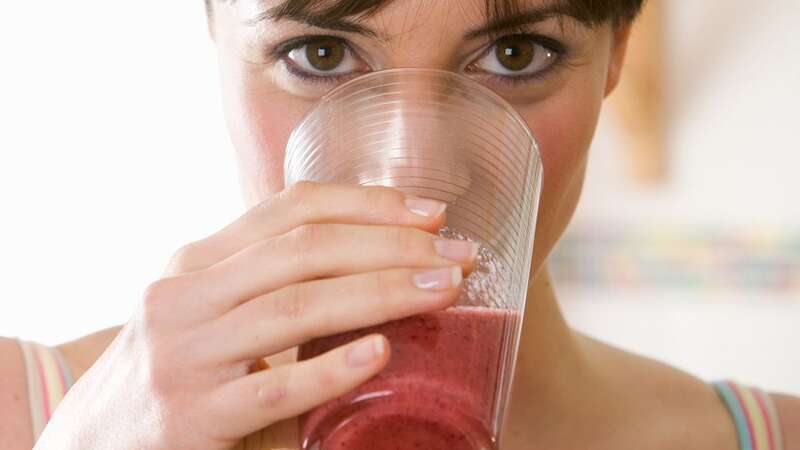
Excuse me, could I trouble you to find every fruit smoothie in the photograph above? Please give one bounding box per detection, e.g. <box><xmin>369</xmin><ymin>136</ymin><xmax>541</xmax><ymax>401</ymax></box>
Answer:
<box><xmin>298</xmin><ymin>306</ymin><xmax>515</xmax><ymax>450</ymax></box>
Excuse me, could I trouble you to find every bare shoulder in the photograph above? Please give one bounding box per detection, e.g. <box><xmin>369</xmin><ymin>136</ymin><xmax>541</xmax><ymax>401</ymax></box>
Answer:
<box><xmin>0</xmin><ymin>337</ymin><xmax>33</xmax><ymax>450</ymax></box>
<box><xmin>574</xmin><ymin>333</ymin><xmax>739</xmax><ymax>449</ymax></box>
<box><xmin>0</xmin><ymin>327</ymin><xmax>121</xmax><ymax>450</ymax></box>
<box><xmin>772</xmin><ymin>393</ymin><xmax>800</xmax><ymax>450</ymax></box>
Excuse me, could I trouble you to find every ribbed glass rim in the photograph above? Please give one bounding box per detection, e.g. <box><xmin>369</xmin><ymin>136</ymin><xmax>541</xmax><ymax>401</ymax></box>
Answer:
<box><xmin>285</xmin><ymin>68</ymin><xmax>540</xmax><ymax>178</ymax></box>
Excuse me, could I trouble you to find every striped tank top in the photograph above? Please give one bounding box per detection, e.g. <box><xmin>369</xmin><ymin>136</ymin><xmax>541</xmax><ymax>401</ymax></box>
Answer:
<box><xmin>18</xmin><ymin>340</ymin><xmax>787</xmax><ymax>449</ymax></box>
<box><xmin>713</xmin><ymin>380</ymin><xmax>786</xmax><ymax>450</ymax></box>
<box><xmin>17</xmin><ymin>339</ymin><xmax>75</xmax><ymax>439</ymax></box>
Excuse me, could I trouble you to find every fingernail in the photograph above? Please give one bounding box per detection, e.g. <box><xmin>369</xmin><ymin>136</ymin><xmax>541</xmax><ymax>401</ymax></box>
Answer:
<box><xmin>434</xmin><ymin>239</ymin><xmax>480</xmax><ymax>263</ymax></box>
<box><xmin>405</xmin><ymin>196</ymin><xmax>447</xmax><ymax>218</ymax></box>
<box><xmin>347</xmin><ymin>336</ymin><xmax>386</xmax><ymax>367</ymax></box>
<box><xmin>413</xmin><ymin>266</ymin><xmax>462</xmax><ymax>291</ymax></box>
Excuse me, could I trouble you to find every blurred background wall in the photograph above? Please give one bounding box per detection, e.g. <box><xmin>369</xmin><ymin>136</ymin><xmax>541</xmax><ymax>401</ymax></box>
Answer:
<box><xmin>552</xmin><ymin>0</ymin><xmax>800</xmax><ymax>393</ymax></box>
<box><xmin>0</xmin><ymin>1</ymin><xmax>797</xmax><ymax>392</ymax></box>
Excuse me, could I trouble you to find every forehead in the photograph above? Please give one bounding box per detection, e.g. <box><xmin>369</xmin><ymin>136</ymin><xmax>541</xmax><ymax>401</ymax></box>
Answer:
<box><xmin>238</xmin><ymin>0</ymin><xmax>582</xmax><ymax>38</ymax></box>
<box><xmin>243</xmin><ymin>0</ymin><xmax>568</xmax><ymax>20</ymax></box>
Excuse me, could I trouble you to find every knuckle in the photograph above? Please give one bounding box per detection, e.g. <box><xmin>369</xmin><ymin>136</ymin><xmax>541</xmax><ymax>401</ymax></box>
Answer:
<box><xmin>372</xmin><ymin>269</ymin><xmax>396</xmax><ymax>298</ymax></box>
<box><xmin>313</xmin><ymin>363</ymin><xmax>339</xmax><ymax>388</ymax></box>
<box><xmin>364</xmin><ymin>186</ymin><xmax>405</xmax><ymax>221</ymax></box>
<box><xmin>248</xmin><ymin>237</ymin><xmax>277</xmax><ymax>263</ymax></box>
<box><xmin>273</xmin><ymin>283</ymin><xmax>310</xmax><ymax>321</ymax></box>
<box><xmin>142</xmin><ymin>279</ymin><xmax>172</xmax><ymax>309</ymax></box>
<box><xmin>285</xmin><ymin>180</ymin><xmax>321</xmax><ymax>202</ymax></box>
<box><xmin>250</xmin><ymin>191</ymin><xmax>287</xmax><ymax>223</ymax></box>
<box><xmin>167</xmin><ymin>241</ymin><xmax>204</xmax><ymax>274</ymax></box>
<box><xmin>290</xmin><ymin>223</ymin><xmax>327</xmax><ymax>255</ymax></box>
<box><xmin>282</xmin><ymin>181</ymin><xmax>323</xmax><ymax>220</ymax></box>
<box><xmin>372</xmin><ymin>270</ymin><xmax>407</xmax><ymax>319</ymax></box>
<box><xmin>255</xmin><ymin>375</ymin><xmax>288</xmax><ymax>410</ymax></box>
<box><xmin>140</xmin><ymin>277</ymin><xmax>184</xmax><ymax>327</ymax></box>
<box><xmin>392</xmin><ymin>226</ymin><xmax>427</xmax><ymax>256</ymax></box>
<box><xmin>364</xmin><ymin>185</ymin><xmax>399</xmax><ymax>205</ymax></box>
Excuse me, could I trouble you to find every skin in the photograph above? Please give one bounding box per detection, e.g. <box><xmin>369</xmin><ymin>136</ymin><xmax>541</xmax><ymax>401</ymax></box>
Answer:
<box><xmin>1</xmin><ymin>0</ymin><xmax>797</xmax><ymax>449</ymax></box>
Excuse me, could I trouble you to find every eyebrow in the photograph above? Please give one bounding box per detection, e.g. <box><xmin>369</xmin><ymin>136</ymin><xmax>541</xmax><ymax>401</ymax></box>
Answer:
<box><xmin>464</xmin><ymin>5</ymin><xmax>575</xmax><ymax>40</ymax></box>
<box><xmin>245</xmin><ymin>3</ymin><xmax>573</xmax><ymax>42</ymax></box>
<box><xmin>244</xmin><ymin>9</ymin><xmax>386</xmax><ymax>40</ymax></box>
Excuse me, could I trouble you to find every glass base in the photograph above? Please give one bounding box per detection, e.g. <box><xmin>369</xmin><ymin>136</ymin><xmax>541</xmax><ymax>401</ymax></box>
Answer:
<box><xmin>301</xmin><ymin>394</ymin><xmax>495</xmax><ymax>450</ymax></box>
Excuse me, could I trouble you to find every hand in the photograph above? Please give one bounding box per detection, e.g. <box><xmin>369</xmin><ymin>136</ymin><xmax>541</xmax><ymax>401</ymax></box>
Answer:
<box><xmin>34</xmin><ymin>182</ymin><xmax>478</xmax><ymax>450</ymax></box>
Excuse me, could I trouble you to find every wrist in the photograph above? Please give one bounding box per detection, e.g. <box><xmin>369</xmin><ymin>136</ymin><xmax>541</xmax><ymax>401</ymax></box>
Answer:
<box><xmin>56</xmin><ymin>325</ymin><xmax>122</xmax><ymax>380</ymax></box>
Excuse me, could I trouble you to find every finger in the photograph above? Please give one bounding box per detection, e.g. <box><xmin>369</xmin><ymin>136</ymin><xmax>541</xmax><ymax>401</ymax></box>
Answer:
<box><xmin>196</xmin><ymin>223</ymin><xmax>478</xmax><ymax>313</ymax></box>
<box><xmin>209</xmin><ymin>265</ymin><xmax>463</xmax><ymax>361</ymax></box>
<box><xmin>210</xmin><ymin>334</ymin><xmax>390</xmax><ymax>439</ymax></box>
<box><xmin>165</xmin><ymin>182</ymin><xmax>448</xmax><ymax>275</ymax></box>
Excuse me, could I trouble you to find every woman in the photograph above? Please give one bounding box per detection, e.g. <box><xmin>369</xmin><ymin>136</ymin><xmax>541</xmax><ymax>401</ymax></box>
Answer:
<box><xmin>2</xmin><ymin>0</ymin><xmax>797</xmax><ymax>449</ymax></box>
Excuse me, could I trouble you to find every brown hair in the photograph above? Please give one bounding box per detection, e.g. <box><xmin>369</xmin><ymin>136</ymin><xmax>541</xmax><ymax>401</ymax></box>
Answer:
<box><xmin>206</xmin><ymin>0</ymin><xmax>645</xmax><ymax>29</ymax></box>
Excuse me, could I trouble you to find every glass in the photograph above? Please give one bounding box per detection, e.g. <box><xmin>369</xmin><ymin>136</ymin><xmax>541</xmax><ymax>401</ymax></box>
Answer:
<box><xmin>284</xmin><ymin>68</ymin><xmax>543</xmax><ymax>450</ymax></box>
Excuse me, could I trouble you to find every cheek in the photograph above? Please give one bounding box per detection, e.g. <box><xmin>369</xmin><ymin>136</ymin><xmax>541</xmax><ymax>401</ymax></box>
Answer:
<box><xmin>516</xmin><ymin>74</ymin><xmax>605</xmax><ymax>270</ymax></box>
<box><xmin>221</xmin><ymin>60</ymin><xmax>316</xmax><ymax>203</ymax></box>
<box><xmin>531</xmin><ymin>91</ymin><xmax>599</xmax><ymax>189</ymax></box>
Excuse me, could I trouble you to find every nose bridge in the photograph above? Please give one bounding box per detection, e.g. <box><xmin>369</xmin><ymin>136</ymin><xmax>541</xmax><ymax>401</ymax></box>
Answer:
<box><xmin>382</xmin><ymin>35</ymin><xmax>457</xmax><ymax>72</ymax></box>
<box><xmin>387</xmin><ymin>71</ymin><xmax>463</xmax><ymax>135</ymax></box>
<box><xmin>396</xmin><ymin>73</ymin><xmax>449</xmax><ymax>104</ymax></box>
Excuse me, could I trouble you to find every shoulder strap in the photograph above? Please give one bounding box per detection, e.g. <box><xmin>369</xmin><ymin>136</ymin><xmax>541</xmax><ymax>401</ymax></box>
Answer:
<box><xmin>713</xmin><ymin>380</ymin><xmax>784</xmax><ymax>450</ymax></box>
<box><xmin>17</xmin><ymin>339</ymin><xmax>76</xmax><ymax>443</ymax></box>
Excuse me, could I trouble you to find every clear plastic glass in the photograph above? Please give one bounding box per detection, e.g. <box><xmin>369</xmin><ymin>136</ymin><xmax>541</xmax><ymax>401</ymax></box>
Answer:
<box><xmin>284</xmin><ymin>68</ymin><xmax>543</xmax><ymax>450</ymax></box>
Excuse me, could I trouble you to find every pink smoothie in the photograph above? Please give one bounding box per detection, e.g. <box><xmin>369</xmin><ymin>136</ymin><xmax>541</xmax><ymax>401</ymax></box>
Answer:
<box><xmin>298</xmin><ymin>307</ymin><xmax>516</xmax><ymax>450</ymax></box>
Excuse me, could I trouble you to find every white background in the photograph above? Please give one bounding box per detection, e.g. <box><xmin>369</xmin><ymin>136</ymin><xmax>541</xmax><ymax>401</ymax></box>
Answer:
<box><xmin>1</xmin><ymin>2</ymin><xmax>798</xmax><ymax>393</ymax></box>
<box><xmin>0</xmin><ymin>2</ymin><xmax>241</xmax><ymax>340</ymax></box>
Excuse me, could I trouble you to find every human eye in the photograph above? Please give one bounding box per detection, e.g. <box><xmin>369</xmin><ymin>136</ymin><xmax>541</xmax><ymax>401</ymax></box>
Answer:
<box><xmin>274</xmin><ymin>35</ymin><xmax>370</xmax><ymax>84</ymax></box>
<box><xmin>466</xmin><ymin>34</ymin><xmax>565</xmax><ymax>84</ymax></box>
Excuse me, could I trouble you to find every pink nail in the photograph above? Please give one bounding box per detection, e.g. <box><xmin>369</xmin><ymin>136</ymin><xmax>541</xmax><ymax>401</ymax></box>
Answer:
<box><xmin>347</xmin><ymin>336</ymin><xmax>386</xmax><ymax>367</ymax></box>
<box><xmin>404</xmin><ymin>196</ymin><xmax>447</xmax><ymax>218</ymax></box>
<box><xmin>434</xmin><ymin>239</ymin><xmax>480</xmax><ymax>263</ymax></box>
<box><xmin>413</xmin><ymin>266</ymin><xmax>462</xmax><ymax>291</ymax></box>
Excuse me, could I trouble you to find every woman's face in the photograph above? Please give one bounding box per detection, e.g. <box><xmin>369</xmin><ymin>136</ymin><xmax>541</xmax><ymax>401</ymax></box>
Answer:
<box><xmin>210</xmin><ymin>0</ymin><xmax>630</xmax><ymax>274</ymax></box>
